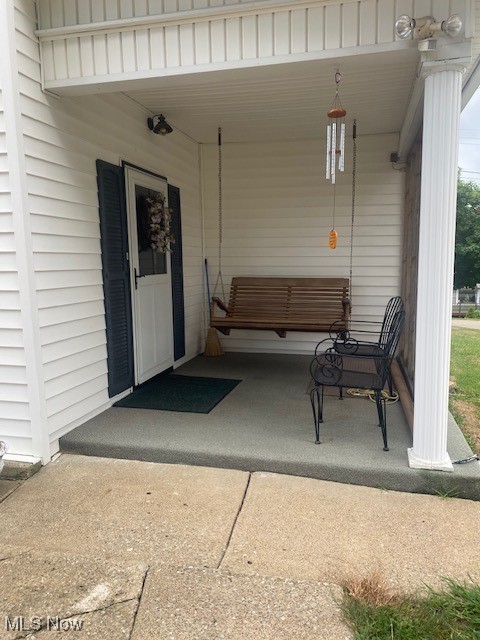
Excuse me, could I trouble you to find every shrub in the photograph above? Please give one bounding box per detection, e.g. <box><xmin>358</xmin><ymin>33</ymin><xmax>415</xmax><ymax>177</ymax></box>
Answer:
<box><xmin>465</xmin><ymin>307</ymin><xmax>480</xmax><ymax>319</ymax></box>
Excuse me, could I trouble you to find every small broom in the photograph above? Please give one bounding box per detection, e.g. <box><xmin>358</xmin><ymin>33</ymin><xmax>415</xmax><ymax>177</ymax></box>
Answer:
<box><xmin>203</xmin><ymin>259</ymin><xmax>224</xmax><ymax>357</ymax></box>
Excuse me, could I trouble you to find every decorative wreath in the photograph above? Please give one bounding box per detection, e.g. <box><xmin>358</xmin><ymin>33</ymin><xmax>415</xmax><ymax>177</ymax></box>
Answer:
<box><xmin>144</xmin><ymin>192</ymin><xmax>175</xmax><ymax>253</ymax></box>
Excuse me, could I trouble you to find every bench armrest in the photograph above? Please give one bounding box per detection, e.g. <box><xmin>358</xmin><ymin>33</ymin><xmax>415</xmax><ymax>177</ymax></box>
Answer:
<box><xmin>310</xmin><ymin>348</ymin><xmax>391</xmax><ymax>388</ymax></box>
<box><xmin>211</xmin><ymin>296</ymin><xmax>230</xmax><ymax>315</ymax></box>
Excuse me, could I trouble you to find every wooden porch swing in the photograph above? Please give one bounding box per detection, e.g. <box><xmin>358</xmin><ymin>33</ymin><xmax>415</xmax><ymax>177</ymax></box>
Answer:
<box><xmin>211</xmin><ymin>277</ymin><xmax>350</xmax><ymax>338</ymax></box>
<box><xmin>208</xmin><ymin>118</ymin><xmax>356</xmax><ymax>341</ymax></box>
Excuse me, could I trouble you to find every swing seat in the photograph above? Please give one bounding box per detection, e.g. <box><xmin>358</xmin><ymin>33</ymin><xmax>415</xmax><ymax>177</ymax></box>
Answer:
<box><xmin>211</xmin><ymin>277</ymin><xmax>350</xmax><ymax>338</ymax></box>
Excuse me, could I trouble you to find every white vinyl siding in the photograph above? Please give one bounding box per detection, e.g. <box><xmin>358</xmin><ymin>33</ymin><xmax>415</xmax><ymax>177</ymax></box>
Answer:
<box><xmin>202</xmin><ymin>134</ymin><xmax>403</xmax><ymax>353</ymax></box>
<box><xmin>36</xmin><ymin>0</ymin><xmax>469</xmax><ymax>91</ymax></box>
<box><xmin>14</xmin><ymin>0</ymin><xmax>203</xmax><ymax>447</ymax></box>
<box><xmin>37</xmin><ymin>0</ymin><xmax>474</xmax><ymax>29</ymax></box>
<box><xmin>0</xmin><ymin>1</ymin><xmax>38</xmax><ymax>457</ymax></box>
<box><xmin>0</xmin><ymin>160</ymin><xmax>32</xmax><ymax>449</ymax></box>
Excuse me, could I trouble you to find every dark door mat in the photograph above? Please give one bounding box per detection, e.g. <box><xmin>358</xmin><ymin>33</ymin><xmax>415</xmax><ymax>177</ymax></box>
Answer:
<box><xmin>114</xmin><ymin>374</ymin><xmax>242</xmax><ymax>413</ymax></box>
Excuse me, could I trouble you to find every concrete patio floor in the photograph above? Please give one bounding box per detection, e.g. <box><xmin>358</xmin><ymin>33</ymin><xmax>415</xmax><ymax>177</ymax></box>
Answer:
<box><xmin>60</xmin><ymin>353</ymin><xmax>480</xmax><ymax>500</ymax></box>
<box><xmin>1</xmin><ymin>454</ymin><xmax>480</xmax><ymax>639</ymax></box>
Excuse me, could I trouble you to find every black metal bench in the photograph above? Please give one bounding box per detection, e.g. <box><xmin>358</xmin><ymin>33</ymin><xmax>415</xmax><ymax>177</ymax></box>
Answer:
<box><xmin>310</xmin><ymin>297</ymin><xmax>405</xmax><ymax>451</ymax></box>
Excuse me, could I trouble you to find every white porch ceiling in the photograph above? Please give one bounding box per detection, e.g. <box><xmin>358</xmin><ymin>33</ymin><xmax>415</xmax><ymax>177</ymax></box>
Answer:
<box><xmin>125</xmin><ymin>48</ymin><xmax>420</xmax><ymax>144</ymax></box>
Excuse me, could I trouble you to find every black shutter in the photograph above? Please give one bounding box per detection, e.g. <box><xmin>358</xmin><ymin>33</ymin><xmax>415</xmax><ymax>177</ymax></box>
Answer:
<box><xmin>169</xmin><ymin>185</ymin><xmax>186</xmax><ymax>361</ymax></box>
<box><xmin>96</xmin><ymin>160</ymin><xmax>134</xmax><ymax>397</ymax></box>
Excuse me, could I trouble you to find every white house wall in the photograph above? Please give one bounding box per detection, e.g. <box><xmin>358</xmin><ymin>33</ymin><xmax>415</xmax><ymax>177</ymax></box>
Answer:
<box><xmin>9</xmin><ymin>0</ymin><xmax>204</xmax><ymax>454</ymax></box>
<box><xmin>0</xmin><ymin>88</ymin><xmax>34</xmax><ymax>457</ymax></box>
<box><xmin>35</xmin><ymin>0</ymin><xmax>475</xmax><ymax>93</ymax></box>
<box><xmin>0</xmin><ymin>1</ymin><xmax>49</xmax><ymax>460</ymax></box>
<box><xmin>202</xmin><ymin>134</ymin><xmax>403</xmax><ymax>353</ymax></box>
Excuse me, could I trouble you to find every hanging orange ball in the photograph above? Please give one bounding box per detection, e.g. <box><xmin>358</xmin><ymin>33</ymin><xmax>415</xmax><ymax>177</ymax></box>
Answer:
<box><xmin>329</xmin><ymin>229</ymin><xmax>338</xmax><ymax>249</ymax></box>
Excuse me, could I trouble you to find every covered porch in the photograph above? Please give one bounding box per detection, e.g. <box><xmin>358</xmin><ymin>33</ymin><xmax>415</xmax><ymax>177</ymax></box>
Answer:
<box><xmin>2</xmin><ymin>0</ymin><xmax>480</xmax><ymax>481</ymax></box>
<box><xmin>59</xmin><ymin>352</ymin><xmax>480</xmax><ymax>499</ymax></box>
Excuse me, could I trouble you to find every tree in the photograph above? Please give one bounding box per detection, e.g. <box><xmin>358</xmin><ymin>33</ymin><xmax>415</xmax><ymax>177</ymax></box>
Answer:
<box><xmin>454</xmin><ymin>174</ymin><xmax>480</xmax><ymax>289</ymax></box>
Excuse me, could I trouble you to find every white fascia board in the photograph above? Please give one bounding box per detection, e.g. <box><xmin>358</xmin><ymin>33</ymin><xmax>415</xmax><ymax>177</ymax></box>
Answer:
<box><xmin>44</xmin><ymin>41</ymin><xmax>414</xmax><ymax>96</ymax></box>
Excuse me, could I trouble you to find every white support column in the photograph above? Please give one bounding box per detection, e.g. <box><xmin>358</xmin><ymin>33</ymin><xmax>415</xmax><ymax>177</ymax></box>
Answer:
<box><xmin>408</xmin><ymin>62</ymin><xmax>466</xmax><ymax>472</ymax></box>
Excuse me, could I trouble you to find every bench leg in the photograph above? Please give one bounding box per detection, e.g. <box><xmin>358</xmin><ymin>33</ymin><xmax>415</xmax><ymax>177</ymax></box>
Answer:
<box><xmin>374</xmin><ymin>390</ymin><xmax>389</xmax><ymax>451</ymax></box>
<box><xmin>310</xmin><ymin>384</ymin><xmax>324</xmax><ymax>444</ymax></box>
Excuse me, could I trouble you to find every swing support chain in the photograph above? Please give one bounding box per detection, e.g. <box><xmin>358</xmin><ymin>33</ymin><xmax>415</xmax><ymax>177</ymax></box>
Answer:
<box><xmin>349</xmin><ymin>119</ymin><xmax>357</xmax><ymax>310</ymax></box>
<box><xmin>203</xmin><ymin>127</ymin><xmax>226</xmax><ymax>357</ymax></box>
<box><xmin>213</xmin><ymin>126</ymin><xmax>226</xmax><ymax>302</ymax></box>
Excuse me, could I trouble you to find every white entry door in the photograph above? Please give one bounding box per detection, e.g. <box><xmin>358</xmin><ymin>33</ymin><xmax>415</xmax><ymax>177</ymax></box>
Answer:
<box><xmin>125</xmin><ymin>167</ymin><xmax>173</xmax><ymax>385</ymax></box>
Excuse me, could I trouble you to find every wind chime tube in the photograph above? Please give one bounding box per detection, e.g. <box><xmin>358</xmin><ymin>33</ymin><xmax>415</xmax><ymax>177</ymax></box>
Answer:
<box><xmin>331</xmin><ymin>121</ymin><xmax>336</xmax><ymax>184</ymax></box>
<box><xmin>339</xmin><ymin>122</ymin><xmax>345</xmax><ymax>172</ymax></box>
<box><xmin>326</xmin><ymin>124</ymin><xmax>331</xmax><ymax>180</ymax></box>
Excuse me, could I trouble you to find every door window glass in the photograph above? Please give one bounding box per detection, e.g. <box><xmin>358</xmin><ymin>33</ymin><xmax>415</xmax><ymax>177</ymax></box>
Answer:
<box><xmin>135</xmin><ymin>184</ymin><xmax>167</xmax><ymax>276</ymax></box>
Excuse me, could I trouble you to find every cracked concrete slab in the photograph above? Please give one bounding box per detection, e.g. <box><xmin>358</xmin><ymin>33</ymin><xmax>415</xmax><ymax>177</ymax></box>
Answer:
<box><xmin>24</xmin><ymin>601</ymin><xmax>138</xmax><ymax>639</ymax></box>
<box><xmin>221</xmin><ymin>472</ymin><xmax>480</xmax><ymax>592</ymax></box>
<box><xmin>0</xmin><ymin>454</ymin><xmax>248</xmax><ymax>567</ymax></box>
<box><xmin>0</xmin><ymin>481</ymin><xmax>20</xmax><ymax>503</ymax></box>
<box><xmin>0</xmin><ymin>552</ymin><xmax>146</xmax><ymax>640</ymax></box>
<box><xmin>131</xmin><ymin>566</ymin><xmax>352</xmax><ymax>640</ymax></box>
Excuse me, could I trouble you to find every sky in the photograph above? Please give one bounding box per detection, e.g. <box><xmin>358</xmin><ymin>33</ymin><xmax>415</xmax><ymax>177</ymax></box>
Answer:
<box><xmin>459</xmin><ymin>87</ymin><xmax>480</xmax><ymax>184</ymax></box>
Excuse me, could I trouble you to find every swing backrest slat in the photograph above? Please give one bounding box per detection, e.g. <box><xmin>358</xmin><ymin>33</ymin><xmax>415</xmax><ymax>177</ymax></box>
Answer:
<box><xmin>211</xmin><ymin>277</ymin><xmax>350</xmax><ymax>334</ymax></box>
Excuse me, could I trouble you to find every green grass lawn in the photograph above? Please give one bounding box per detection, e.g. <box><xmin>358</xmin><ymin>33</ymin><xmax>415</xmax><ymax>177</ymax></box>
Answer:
<box><xmin>450</xmin><ymin>326</ymin><xmax>480</xmax><ymax>454</ymax></box>
<box><xmin>342</xmin><ymin>578</ymin><xmax>480</xmax><ymax>640</ymax></box>
<box><xmin>341</xmin><ymin>331</ymin><xmax>480</xmax><ymax>638</ymax></box>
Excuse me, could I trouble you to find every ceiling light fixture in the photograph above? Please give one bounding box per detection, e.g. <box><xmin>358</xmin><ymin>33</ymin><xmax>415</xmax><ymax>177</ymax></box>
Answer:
<box><xmin>147</xmin><ymin>114</ymin><xmax>173</xmax><ymax>135</ymax></box>
<box><xmin>395</xmin><ymin>13</ymin><xmax>463</xmax><ymax>40</ymax></box>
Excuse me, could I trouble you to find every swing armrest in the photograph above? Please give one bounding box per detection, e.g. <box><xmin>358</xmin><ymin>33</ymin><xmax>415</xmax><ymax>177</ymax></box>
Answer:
<box><xmin>211</xmin><ymin>296</ymin><xmax>230</xmax><ymax>315</ymax></box>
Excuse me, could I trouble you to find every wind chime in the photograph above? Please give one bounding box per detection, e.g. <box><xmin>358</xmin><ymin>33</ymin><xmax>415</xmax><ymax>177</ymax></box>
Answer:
<box><xmin>326</xmin><ymin>71</ymin><xmax>346</xmax><ymax>249</ymax></box>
